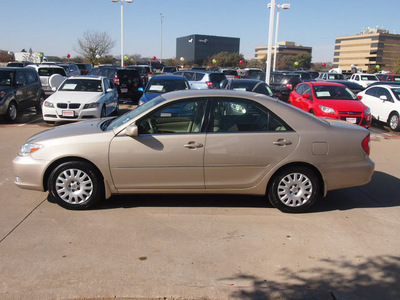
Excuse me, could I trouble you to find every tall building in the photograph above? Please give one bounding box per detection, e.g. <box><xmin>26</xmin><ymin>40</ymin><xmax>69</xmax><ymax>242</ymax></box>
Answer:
<box><xmin>333</xmin><ymin>28</ymin><xmax>400</xmax><ymax>72</ymax></box>
<box><xmin>176</xmin><ymin>34</ymin><xmax>240</xmax><ymax>65</ymax></box>
<box><xmin>255</xmin><ymin>41</ymin><xmax>312</xmax><ymax>60</ymax></box>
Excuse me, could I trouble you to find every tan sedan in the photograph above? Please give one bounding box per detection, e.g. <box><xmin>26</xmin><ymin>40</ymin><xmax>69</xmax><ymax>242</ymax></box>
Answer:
<box><xmin>13</xmin><ymin>90</ymin><xmax>374</xmax><ymax>213</ymax></box>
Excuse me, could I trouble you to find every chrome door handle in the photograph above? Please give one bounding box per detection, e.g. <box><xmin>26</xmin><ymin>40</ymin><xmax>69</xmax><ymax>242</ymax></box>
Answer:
<box><xmin>184</xmin><ymin>141</ymin><xmax>204</xmax><ymax>149</ymax></box>
<box><xmin>273</xmin><ymin>139</ymin><xmax>292</xmax><ymax>146</ymax></box>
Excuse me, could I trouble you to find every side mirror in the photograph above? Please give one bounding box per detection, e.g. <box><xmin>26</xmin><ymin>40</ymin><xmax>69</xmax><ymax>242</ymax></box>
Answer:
<box><xmin>106</xmin><ymin>88</ymin><xmax>113</xmax><ymax>93</ymax></box>
<box><xmin>124</xmin><ymin>124</ymin><xmax>138</xmax><ymax>137</ymax></box>
<box><xmin>357</xmin><ymin>95</ymin><xmax>362</xmax><ymax>100</ymax></box>
<box><xmin>52</xmin><ymin>87</ymin><xmax>57</xmax><ymax>92</ymax></box>
<box><xmin>138</xmin><ymin>87</ymin><xmax>144</xmax><ymax>92</ymax></box>
<box><xmin>303</xmin><ymin>93</ymin><xmax>311</xmax><ymax>99</ymax></box>
<box><xmin>380</xmin><ymin>95</ymin><xmax>388</xmax><ymax>101</ymax></box>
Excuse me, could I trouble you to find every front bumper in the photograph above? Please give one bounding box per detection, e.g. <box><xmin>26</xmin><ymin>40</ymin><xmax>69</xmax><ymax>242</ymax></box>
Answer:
<box><xmin>12</xmin><ymin>155</ymin><xmax>50</xmax><ymax>191</ymax></box>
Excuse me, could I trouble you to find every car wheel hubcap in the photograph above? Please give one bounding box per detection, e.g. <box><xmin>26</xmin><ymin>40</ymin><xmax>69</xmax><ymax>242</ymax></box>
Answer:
<box><xmin>390</xmin><ymin>115</ymin><xmax>399</xmax><ymax>130</ymax></box>
<box><xmin>9</xmin><ymin>105</ymin><xmax>17</xmax><ymax>120</ymax></box>
<box><xmin>277</xmin><ymin>173</ymin><xmax>312</xmax><ymax>207</ymax></box>
<box><xmin>55</xmin><ymin>168</ymin><xmax>93</xmax><ymax>204</ymax></box>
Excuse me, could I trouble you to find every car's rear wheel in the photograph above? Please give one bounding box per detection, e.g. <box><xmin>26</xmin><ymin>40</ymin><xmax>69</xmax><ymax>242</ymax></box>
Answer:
<box><xmin>48</xmin><ymin>161</ymin><xmax>104</xmax><ymax>210</ymax></box>
<box><xmin>388</xmin><ymin>112</ymin><xmax>400</xmax><ymax>131</ymax></box>
<box><xmin>5</xmin><ymin>101</ymin><xmax>18</xmax><ymax>122</ymax></box>
<box><xmin>267</xmin><ymin>166</ymin><xmax>321</xmax><ymax>213</ymax></box>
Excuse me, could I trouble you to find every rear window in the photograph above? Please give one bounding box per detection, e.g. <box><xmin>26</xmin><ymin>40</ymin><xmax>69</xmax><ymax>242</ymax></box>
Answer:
<box><xmin>221</xmin><ymin>70</ymin><xmax>238</xmax><ymax>76</ymax></box>
<box><xmin>209</xmin><ymin>73</ymin><xmax>225</xmax><ymax>82</ymax></box>
<box><xmin>38</xmin><ymin>67</ymin><xmax>66</xmax><ymax>77</ymax></box>
<box><xmin>117</xmin><ymin>69</ymin><xmax>140</xmax><ymax>79</ymax></box>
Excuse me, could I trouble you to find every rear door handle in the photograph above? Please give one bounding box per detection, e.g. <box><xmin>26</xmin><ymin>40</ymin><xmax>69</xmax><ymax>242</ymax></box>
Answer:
<box><xmin>184</xmin><ymin>141</ymin><xmax>204</xmax><ymax>149</ymax></box>
<box><xmin>273</xmin><ymin>139</ymin><xmax>292</xmax><ymax>146</ymax></box>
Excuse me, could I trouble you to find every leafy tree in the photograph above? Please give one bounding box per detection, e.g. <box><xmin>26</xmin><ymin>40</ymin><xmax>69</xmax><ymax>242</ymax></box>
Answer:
<box><xmin>75</xmin><ymin>31</ymin><xmax>115</xmax><ymax>65</ymax></box>
<box><xmin>209</xmin><ymin>52</ymin><xmax>244</xmax><ymax>68</ymax></box>
<box><xmin>0</xmin><ymin>50</ymin><xmax>14</xmax><ymax>63</ymax></box>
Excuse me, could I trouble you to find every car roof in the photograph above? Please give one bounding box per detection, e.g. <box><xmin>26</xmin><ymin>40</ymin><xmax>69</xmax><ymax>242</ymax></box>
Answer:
<box><xmin>66</xmin><ymin>75</ymin><xmax>105</xmax><ymax>80</ymax></box>
<box><xmin>367</xmin><ymin>84</ymin><xmax>400</xmax><ymax>88</ymax></box>
<box><xmin>151</xmin><ymin>74</ymin><xmax>187</xmax><ymax>81</ymax></box>
<box><xmin>229</xmin><ymin>79</ymin><xmax>263</xmax><ymax>84</ymax></box>
<box><xmin>307</xmin><ymin>81</ymin><xmax>346</xmax><ymax>87</ymax></box>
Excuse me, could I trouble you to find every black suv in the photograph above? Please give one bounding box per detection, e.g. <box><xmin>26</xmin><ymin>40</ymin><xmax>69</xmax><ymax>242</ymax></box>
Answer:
<box><xmin>0</xmin><ymin>67</ymin><xmax>45</xmax><ymax>122</ymax></box>
<box><xmin>75</xmin><ymin>63</ymin><xmax>93</xmax><ymax>75</ymax></box>
<box><xmin>247</xmin><ymin>72</ymin><xmax>302</xmax><ymax>102</ymax></box>
<box><xmin>113</xmin><ymin>69</ymin><xmax>143</xmax><ymax>101</ymax></box>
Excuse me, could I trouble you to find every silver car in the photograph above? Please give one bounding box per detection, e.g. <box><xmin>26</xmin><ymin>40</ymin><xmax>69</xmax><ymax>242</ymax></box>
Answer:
<box><xmin>13</xmin><ymin>90</ymin><xmax>374</xmax><ymax>213</ymax></box>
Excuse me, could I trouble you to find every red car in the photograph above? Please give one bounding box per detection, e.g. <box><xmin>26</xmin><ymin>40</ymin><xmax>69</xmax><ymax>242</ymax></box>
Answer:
<box><xmin>288</xmin><ymin>82</ymin><xmax>372</xmax><ymax>128</ymax></box>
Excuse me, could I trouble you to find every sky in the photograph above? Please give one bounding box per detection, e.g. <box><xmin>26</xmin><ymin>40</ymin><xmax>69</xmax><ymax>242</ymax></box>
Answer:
<box><xmin>1</xmin><ymin>0</ymin><xmax>400</xmax><ymax>63</ymax></box>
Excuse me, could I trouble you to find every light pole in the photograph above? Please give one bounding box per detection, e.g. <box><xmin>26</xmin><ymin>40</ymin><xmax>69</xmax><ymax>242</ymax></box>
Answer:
<box><xmin>112</xmin><ymin>0</ymin><xmax>133</xmax><ymax>67</ymax></box>
<box><xmin>160</xmin><ymin>13</ymin><xmax>164</xmax><ymax>64</ymax></box>
<box><xmin>268</xmin><ymin>3</ymin><xmax>290</xmax><ymax>72</ymax></box>
<box><xmin>265</xmin><ymin>0</ymin><xmax>276</xmax><ymax>85</ymax></box>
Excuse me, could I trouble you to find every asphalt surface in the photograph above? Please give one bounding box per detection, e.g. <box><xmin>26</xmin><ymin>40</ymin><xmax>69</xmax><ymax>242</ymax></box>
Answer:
<box><xmin>0</xmin><ymin>103</ymin><xmax>399</xmax><ymax>300</ymax></box>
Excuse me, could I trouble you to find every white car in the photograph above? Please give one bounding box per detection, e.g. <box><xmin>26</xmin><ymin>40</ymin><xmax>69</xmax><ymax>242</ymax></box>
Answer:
<box><xmin>42</xmin><ymin>76</ymin><xmax>119</xmax><ymax>123</ymax></box>
<box><xmin>358</xmin><ymin>84</ymin><xmax>400</xmax><ymax>131</ymax></box>
<box><xmin>349</xmin><ymin>73</ymin><xmax>379</xmax><ymax>88</ymax></box>
<box><xmin>27</xmin><ymin>64</ymin><xmax>67</xmax><ymax>96</ymax></box>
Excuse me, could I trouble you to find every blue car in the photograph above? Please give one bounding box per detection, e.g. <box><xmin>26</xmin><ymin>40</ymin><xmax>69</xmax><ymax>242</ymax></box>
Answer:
<box><xmin>138</xmin><ymin>75</ymin><xmax>190</xmax><ymax>105</ymax></box>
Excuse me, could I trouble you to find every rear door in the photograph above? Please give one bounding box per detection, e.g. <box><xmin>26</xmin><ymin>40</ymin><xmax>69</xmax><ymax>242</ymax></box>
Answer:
<box><xmin>204</xmin><ymin>97</ymin><xmax>299</xmax><ymax>189</ymax></box>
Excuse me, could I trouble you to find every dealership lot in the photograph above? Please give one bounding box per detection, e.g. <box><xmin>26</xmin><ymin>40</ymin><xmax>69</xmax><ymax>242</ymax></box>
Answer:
<box><xmin>1</xmin><ymin>105</ymin><xmax>400</xmax><ymax>299</ymax></box>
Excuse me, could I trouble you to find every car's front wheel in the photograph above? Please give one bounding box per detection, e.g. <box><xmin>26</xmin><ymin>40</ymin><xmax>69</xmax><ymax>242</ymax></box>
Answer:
<box><xmin>388</xmin><ymin>112</ymin><xmax>400</xmax><ymax>131</ymax></box>
<box><xmin>5</xmin><ymin>101</ymin><xmax>18</xmax><ymax>122</ymax></box>
<box><xmin>48</xmin><ymin>161</ymin><xmax>104</xmax><ymax>210</ymax></box>
<box><xmin>267</xmin><ymin>166</ymin><xmax>321</xmax><ymax>213</ymax></box>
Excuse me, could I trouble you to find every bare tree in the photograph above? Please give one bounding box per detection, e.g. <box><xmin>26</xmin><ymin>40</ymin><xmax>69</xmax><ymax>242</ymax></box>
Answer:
<box><xmin>75</xmin><ymin>31</ymin><xmax>115</xmax><ymax>65</ymax></box>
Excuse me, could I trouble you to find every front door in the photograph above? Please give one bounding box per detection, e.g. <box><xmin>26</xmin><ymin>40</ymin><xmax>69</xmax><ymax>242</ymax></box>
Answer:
<box><xmin>109</xmin><ymin>98</ymin><xmax>208</xmax><ymax>190</ymax></box>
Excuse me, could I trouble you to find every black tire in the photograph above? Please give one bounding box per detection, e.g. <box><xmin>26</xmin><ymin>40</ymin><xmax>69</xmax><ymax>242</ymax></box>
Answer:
<box><xmin>267</xmin><ymin>166</ymin><xmax>321</xmax><ymax>213</ymax></box>
<box><xmin>309</xmin><ymin>110</ymin><xmax>315</xmax><ymax>115</ymax></box>
<box><xmin>35</xmin><ymin>94</ymin><xmax>45</xmax><ymax>113</ymax></box>
<box><xmin>388</xmin><ymin>112</ymin><xmax>400</xmax><ymax>131</ymax></box>
<box><xmin>48</xmin><ymin>161</ymin><xmax>104</xmax><ymax>210</ymax></box>
<box><xmin>5</xmin><ymin>101</ymin><xmax>18</xmax><ymax>122</ymax></box>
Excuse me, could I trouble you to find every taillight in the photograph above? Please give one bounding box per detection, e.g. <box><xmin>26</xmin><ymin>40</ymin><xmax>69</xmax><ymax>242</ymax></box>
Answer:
<box><xmin>362</xmin><ymin>134</ymin><xmax>370</xmax><ymax>155</ymax></box>
<box><xmin>206</xmin><ymin>81</ymin><xmax>214</xmax><ymax>88</ymax></box>
<box><xmin>286</xmin><ymin>83</ymin><xmax>293</xmax><ymax>90</ymax></box>
<box><xmin>83</xmin><ymin>70</ymin><xmax>88</xmax><ymax>75</ymax></box>
<box><xmin>234</xmin><ymin>75</ymin><xmax>240</xmax><ymax>78</ymax></box>
<box><xmin>114</xmin><ymin>78</ymin><xmax>120</xmax><ymax>85</ymax></box>
<box><xmin>148</xmin><ymin>72</ymin><xmax>152</xmax><ymax>75</ymax></box>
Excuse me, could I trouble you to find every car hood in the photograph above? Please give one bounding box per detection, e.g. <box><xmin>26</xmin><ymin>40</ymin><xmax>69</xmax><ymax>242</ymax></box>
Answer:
<box><xmin>317</xmin><ymin>99</ymin><xmax>366</xmax><ymax>111</ymax></box>
<box><xmin>47</xmin><ymin>91</ymin><xmax>103</xmax><ymax>103</ymax></box>
<box><xmin>27</xmin><ymin>120</ymin><xmax>105</xmax><ymax>143</ymax></box>
<box><xmin>0</xmin><ymin>86</ymin><xmax>14</xmax><ymax>93</ymax></box>
<box><xmin>140</xmin><ymin>92</ymin><xmax>161</xmax><ymax>103</ymax></box>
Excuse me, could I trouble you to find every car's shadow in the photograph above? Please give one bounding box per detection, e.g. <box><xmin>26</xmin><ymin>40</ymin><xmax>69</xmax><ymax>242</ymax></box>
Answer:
<box><xmin>94</xmin><ymin>171</ymin><xmax>400</xmax><ymax>213</ymax></box>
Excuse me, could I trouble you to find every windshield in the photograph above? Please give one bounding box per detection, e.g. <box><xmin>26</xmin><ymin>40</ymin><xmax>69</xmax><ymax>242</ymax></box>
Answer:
<box><xmin>313</xmin><ymin>85</ymin><xmax>358</xmax><ymax>100</ymax></box>
<box><xmin>361</xmin><ymin>75</ymin><xmax>378</xmax><ymax>81</ymax></box>
<box><xmin>106</xmin><ymin>96</ymin><xmax>165</xmax><ymax>131</ymax></box>
<box><xmin>0</xmin><ymin>70</ymin><xmax>14</xmax><ymax>86</ymax></box>
<box><xmin>146</xmin><ymin>78</ymin><xmax>189</xmax><ymax>94</ymax></box>
<box><xmin>59</xmin><ymin>79</ymin><xmax>103</xmax><ymax>92</ymax></box>
<box><xmin>327</xmin><ymin>74</ymin><xmax>345</xmax><ymax>80</ymax></box>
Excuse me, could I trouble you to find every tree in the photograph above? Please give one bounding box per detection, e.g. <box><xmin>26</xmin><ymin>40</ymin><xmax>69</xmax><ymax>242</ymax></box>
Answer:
<box><xmin>209</xmin><ymin>52</ymin><xmax>245</xmax><ymax>68</ymax></box>
<box><xmin>0</xmin><ymin>50</ymin><xmax>14</xmax><ymax>63</ymax></box>
<box><xmin>75</xmin><ymin>31</ymin><xmax>115</xmax><ymax>65</ymax></box>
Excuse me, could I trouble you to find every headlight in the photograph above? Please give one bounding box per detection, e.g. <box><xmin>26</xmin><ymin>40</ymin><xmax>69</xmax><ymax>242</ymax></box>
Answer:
<box><xmin>319</xmin><ymin>105</ymin><xmax>336</xmax><ymax>114</ymax></box>
<box><xmin>44</xmin><ymin>100</ymin><xmax>54</xmax><ymax>108</ymax></box>
<box><xmin>83</xmin><ymin>103</ymin><xmax>100</xmax><ymax>109</ymax></box>
<box><xmin>364</xmin><ymin>107</ymin><xmax>371</xmax><ymax>114</ymax></box>
<box><xmin>18</xmin><ymin>143</ymin><xmax>43</xmax><ymax>156</ymax></box>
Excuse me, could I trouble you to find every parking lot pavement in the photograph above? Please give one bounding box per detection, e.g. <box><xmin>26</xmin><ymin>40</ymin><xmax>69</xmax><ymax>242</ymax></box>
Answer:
<box><xmin>0</xmin><ymin>112</ymin><xmax>400</xmax><ymax>300</ymax></box>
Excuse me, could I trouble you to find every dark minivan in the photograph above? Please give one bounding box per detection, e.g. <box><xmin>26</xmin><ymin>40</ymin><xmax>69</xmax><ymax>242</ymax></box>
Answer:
<box><xmin>113</xmin><ymin>69</ymin><xmax>143</xmax><ymax>101</ymax></box>
<box><xmin>0</xmin><ymin>67</ymin><xmax>45</xmax><ymax>122</ymax></box>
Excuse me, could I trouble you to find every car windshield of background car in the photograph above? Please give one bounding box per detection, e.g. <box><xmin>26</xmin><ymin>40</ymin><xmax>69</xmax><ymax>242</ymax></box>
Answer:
<box><xmin>328</xmin><ymin>74</ymin><xmax>345</xmax><ymax>80</ymax></box>
<box><xmin>106</xmin><ymin>96</ymin><xmax>165</xmax><ymax>131</ymax></box>
<box><xmin>38</xmin><ymin>68</ymin><xmax>65</xmax><ymax>76</ymax></box>
<box><xmin>0</xmin><ymin>71</ymin><xmax>13</xmax><ymax>86</ymax></box>
<box><xmin>59</xmin><ymin>79</ymin><xmax>103</xmax><ymax>92</ymax></box>
<box><xmin>361</xmin><ymin>75</ymin><xmax>378</xmax><ymax>81</ymax></box>
<box><xmin>146</xmin><ymin>79</ymin><xmax>188</xmax><ymax>94</ymax></box>
<box><xmin>313</xmin><ymin>86</ymin><xmax>358</xmax><ymax>100</ymax></box>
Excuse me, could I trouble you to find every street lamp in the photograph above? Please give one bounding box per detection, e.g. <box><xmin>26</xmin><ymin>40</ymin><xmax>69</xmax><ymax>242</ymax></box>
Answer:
<box><xmin>112</xmin><ymin>0</ymin><xmax>133</xmax><ymax>67</ymax></box>
<box><xmin>268</xmin><ymin>2</ymin><xmax>290</xmax><ymax>71</ymax></box>
<box><xmin>265</xmin><ymin>0</ymin><xmax>276</xmax><ymax>85</ymax></box>
<box><xmin>160</xmin><ymin>13</ymin><xmax>164</xmax><ymax>63</ymax></box>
